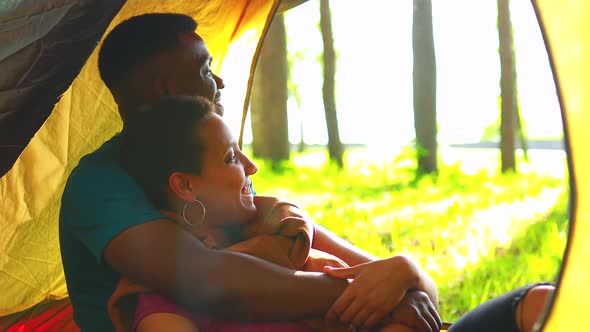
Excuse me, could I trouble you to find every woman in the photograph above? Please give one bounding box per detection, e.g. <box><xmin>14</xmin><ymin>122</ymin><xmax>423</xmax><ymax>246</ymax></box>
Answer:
<box><xmin>112</xmin><ymin>95</ymin><xmax>440</xmax><ymax>332</ymax></box>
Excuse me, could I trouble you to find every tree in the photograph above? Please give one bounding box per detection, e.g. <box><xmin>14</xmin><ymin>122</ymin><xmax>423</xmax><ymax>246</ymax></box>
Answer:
<box><xmin>412</xmin><ymin>0</ymin><xmax>438</xmax><ymax>175</ymax></box>
<box><xmin>498</xmin><ymin>0</ymin><xmax>518</xmax><ymax>173</ymax></box>
<box><xmin>287</xmin><ymin>50</ymin><xmax>306</xmax><ymax>153</ymax></box>
<box><xmin>250</xmin><ymin>14</ymin><xmax>290</xmax><ymax>164</ymax></box>
<box><xmin>319</xmin><ymin>0</ymin><xmax>344</xmax><ymax>169</ymax></box>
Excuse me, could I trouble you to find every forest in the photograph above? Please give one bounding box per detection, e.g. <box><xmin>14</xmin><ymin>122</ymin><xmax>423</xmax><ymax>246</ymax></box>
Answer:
<box><xmin>242</xmin><ymin>0</ymin><xmax>567</xmax><ymax>321</ymax></box>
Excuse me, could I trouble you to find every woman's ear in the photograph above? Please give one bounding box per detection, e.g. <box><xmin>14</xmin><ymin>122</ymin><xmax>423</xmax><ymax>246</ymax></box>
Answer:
<box><xmin>169</xmin><ymin>172</ymin><xmax>196</xmax><ymax>202</ymax></box>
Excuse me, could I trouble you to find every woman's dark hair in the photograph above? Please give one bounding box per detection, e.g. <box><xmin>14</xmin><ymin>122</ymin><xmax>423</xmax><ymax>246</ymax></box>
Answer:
<box><xmin>120</xmin><ymin>96</ymin><xmax>214</xmax><ymax>209</ymax></box>
<box><xmin>98</xmin><ymin>13</ymin><xmax>197</xmax><ymax>91</ymax></box>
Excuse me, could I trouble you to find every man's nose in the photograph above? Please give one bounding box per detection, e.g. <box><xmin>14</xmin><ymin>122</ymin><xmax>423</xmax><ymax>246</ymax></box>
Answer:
<box><xmin>214</xmin><ymin>74</ymin><xmax>225</xmax><ymax>89</ymax></box>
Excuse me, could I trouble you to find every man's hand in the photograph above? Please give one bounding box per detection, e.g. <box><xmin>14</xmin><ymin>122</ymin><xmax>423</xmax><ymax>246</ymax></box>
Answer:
<box><xmin>387</xmin><ymin>290</ymin><xmax>442</xmax><ymax>332</ymax></box>
<box><xmin>323</xmin><ymin>255</ymin><xmax>422</xmax><ymax>329</ymax></box>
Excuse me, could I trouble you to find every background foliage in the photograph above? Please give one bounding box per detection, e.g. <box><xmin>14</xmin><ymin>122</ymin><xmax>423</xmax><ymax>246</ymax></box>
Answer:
<box><xmin>247</xmin><ymin>146</ymin><xmax>568</xmax><ymax>321</ymax></box>
<box><xmin>244</xmin><ymin>0</ymin><xmax>568</xmax><ymax>323</ymax></box>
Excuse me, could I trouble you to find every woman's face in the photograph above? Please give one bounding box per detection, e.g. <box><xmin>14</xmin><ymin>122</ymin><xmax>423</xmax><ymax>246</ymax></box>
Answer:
<box><xmin>186</xmin><ymin>114</ymin><xmax>258</xmax><ymax>226</ymax></box>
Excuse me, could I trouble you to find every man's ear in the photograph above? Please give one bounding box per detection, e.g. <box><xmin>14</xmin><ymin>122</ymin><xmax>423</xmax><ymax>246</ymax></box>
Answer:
<box><xmin>153</xmin><ymin>78</ymin><xmax>171</xmax><ymax>96</ymax></box>
<box><xmin>169</xmin><ymin>172</ymin><xmax>196</xmax><ymax>202</ymax></box>
<box><xmin>153</xmin><ymin>77</ymin><xmax>181</xmax><ymax>97</ymax></box>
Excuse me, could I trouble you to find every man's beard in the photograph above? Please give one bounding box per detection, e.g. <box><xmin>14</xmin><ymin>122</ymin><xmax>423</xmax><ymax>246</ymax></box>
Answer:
<box><xmin>214</xmin><ymin>101</ymin><xmax>224</xmax><ymax>116</ymax></box>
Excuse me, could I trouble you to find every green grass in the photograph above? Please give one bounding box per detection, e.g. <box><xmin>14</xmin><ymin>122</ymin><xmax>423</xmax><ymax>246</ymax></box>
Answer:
<box><xmin>247</xmin><ymin>146</ymin><xmax>569</xmax><ymax>322</ymax></box>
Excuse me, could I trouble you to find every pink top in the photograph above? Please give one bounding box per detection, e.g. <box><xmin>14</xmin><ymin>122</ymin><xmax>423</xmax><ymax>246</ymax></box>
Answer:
<box><xmin>133</xmin><ymin>292</ymin><xmax>314</xmax><ymax>332</ymax></box>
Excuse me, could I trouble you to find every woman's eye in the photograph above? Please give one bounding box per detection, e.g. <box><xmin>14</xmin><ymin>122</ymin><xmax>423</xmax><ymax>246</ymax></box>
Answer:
<box><xmin>227</xmin><ymin>153</ymin><xmax>237</xmax><ymax>163</ymax></box>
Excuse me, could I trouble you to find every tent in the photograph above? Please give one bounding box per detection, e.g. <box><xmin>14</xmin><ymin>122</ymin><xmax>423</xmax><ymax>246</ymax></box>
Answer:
<box><xmin>0</xmin><ymin>0</ymin><xmax>587</xmax><ymax>330</ymax></box>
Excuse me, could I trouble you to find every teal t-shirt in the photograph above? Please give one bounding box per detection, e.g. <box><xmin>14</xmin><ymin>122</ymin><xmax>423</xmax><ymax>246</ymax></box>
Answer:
<box><xmin>59</xmin><ymin>135</ymin><xmax>164</xmax><ymax>332</ymax></box>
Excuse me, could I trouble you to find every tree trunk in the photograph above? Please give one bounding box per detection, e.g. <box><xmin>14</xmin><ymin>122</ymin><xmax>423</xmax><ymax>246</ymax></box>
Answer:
<box><xmin>412</xmin><ymin>0</ymin><xmax>438</xmax><ymax>175</ymax></box>
<box><xmin>498</xmin><ymin>0</ymin><xmax>518</xmax><ymax>173</ymax></box>
<box><xmin>319</xmin><ymin>0</ymin><xmax>344</xmax><ymax>168</ymax></box>
<box><xmin>517</xmin><ymin>109</ymin><xmax>528</xmax><ymax>161</ymax></box>
<box><xmin>250</xmin><ymin>14</ymin><xmax>290</xmax><ymax>163</ymax></box>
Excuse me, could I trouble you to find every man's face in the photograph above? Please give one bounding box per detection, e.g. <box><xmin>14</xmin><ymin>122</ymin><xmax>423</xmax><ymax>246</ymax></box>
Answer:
<box><xmin>156</xmin><ymin>34</ymin><xmax>225</xmax><ymax>115</ymax></box>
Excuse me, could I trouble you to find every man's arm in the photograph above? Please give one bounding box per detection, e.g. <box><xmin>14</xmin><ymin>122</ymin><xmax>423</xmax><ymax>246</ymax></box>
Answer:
<box><xmin>104</xmin><ymin>219</ymin><xmax>348</xmax><ymax>320</ymax></box>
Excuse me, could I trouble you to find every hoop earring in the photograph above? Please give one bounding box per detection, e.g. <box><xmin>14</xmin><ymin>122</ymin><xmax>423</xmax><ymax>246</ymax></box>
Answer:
<box><xmin>182</xmin><ymin>199</ymin><xmax>206</xmax><ymax>226</ymax></box>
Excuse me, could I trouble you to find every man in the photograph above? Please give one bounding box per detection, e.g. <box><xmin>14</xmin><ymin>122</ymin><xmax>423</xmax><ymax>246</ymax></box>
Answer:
<box><xmin>59</xmin><ymin>13</ymin><xmax>440</xmax><ymax>332</ymax></box>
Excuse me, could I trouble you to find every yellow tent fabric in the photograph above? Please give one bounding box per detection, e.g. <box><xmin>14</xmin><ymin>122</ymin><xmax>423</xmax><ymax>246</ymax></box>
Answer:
<box><xmin>0</xmin><ymin>0</ymin><xmax>278</xmax><ymax>316</ymax></box>
<box><xmin>534</xmin><ymin>0</ymin><xmax>589</xmax><ymax>330</ymax></box>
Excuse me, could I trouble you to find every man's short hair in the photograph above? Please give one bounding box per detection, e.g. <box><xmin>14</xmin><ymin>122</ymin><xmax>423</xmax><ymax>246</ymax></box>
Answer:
<box><xmin>98</xmin><ymin>13</ymin><xmax>197</xmax><ymax>91</ymax></box>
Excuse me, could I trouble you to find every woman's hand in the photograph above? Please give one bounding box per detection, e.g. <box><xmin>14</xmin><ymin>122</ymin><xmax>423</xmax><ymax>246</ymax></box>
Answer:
<box><xmin>323</xmin><ymin>255</ymin><xmax>422</xmax><ymax>329</ymax></box>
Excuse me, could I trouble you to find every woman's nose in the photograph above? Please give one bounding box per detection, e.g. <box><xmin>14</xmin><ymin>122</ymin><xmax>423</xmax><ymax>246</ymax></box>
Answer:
<box><xmin>242</xmin><ymin>155</ymin><xmax>258</xmax><ymax>175</ymax></box>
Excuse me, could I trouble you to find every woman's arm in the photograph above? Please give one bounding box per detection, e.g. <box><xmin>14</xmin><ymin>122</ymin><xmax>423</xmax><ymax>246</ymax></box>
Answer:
<box><xmin>312</xmin><ymin>224</ymin><xmax>438</xmax><ymax>308</ymax></box>
<box><xmin>312</xmin><ymin>223</ymin><xmax>377</xmax><ymax>266</ymax></box>
<box><xmin>324</xmin><ymin>255</ymin><xmax>439</xmax><ymax>328</ymax></box>
<box><xmin>312</xmin><ymin>222</ymin><xmax>439</xmax><ymax>329</ymax></box>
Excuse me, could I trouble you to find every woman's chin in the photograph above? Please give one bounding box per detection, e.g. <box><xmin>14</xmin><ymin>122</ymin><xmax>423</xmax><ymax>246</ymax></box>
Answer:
<box><xmin>240</xmin><ymin>193</ymin><xmax>255</xmax><ymax>207</ymax></box>
<box><xmin>237</xmin><ymin>194</ymin><xmax>255</xmax><ymax>216</ymax></box>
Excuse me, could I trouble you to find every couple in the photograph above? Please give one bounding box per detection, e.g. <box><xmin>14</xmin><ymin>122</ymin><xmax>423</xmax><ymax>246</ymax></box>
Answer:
<box><xmin>111</xmin><ymin>94</ymin><xmax>439</xmax><ymax>332</ymax></box>
<box><xmin>59</xmin><ymin>12</ymin><xmax>554</xmax><ymax>332</ymax></box>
